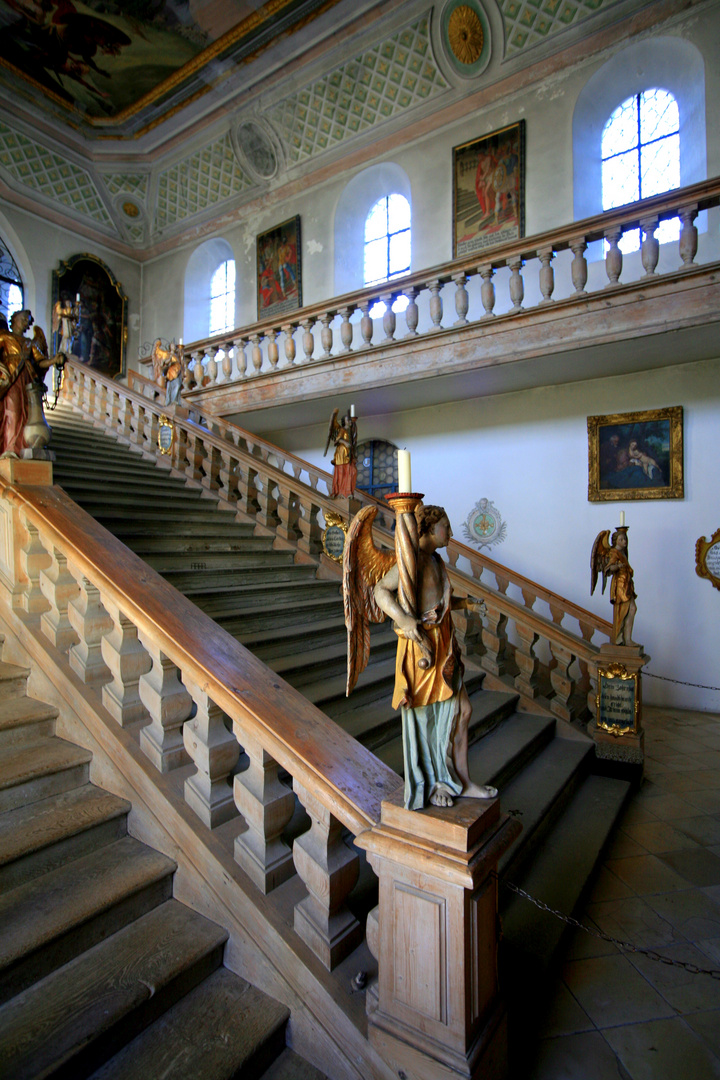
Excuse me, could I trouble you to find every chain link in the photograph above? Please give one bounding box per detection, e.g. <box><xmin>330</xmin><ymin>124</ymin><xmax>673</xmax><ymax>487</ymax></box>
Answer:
<box><xmin>644</xmin><ymin>671</ymin><xmax>720</xmax><ymax>692</ymax></box>
<box><xmin>495</xmin><ymin>873</ymin><xmax>720</xmax><ymax>980</ymax></box>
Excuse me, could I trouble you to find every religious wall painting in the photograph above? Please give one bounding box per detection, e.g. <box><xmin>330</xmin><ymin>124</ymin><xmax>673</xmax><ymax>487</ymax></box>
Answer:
<box><xmin>587</xmin><ymin>406</ymin><xmax>683</xmax><ymax>502</ymax></box>
<box><xmin>256</xmin><ymin>216</ymin><xmax>302</xmax><ymax>320</ymax></box>
<box><xmin>452</xmin><ymin>120</ymin><xmax>526</xmax><ymax>258</ymax></box>
<box><xmin>51</xmin><ymin>254</ymin><xmax>127</xmax><ymax>379</ymax></box>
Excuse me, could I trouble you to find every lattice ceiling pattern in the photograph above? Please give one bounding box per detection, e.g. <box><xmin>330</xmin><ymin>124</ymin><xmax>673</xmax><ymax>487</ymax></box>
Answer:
<box><xmin>101</xmin><ymin>173</ymin><xmax>149</xmax><ymax>202</ymax></box>
<box><xmin>155</xmin><ymin>134</ymin><xmax>252</xmax><ymax>230</ymax></box>
<box><xmin>269</xmin><ymin>15</ymin><xmax>448</xmax><ymax>165</ymax></box>
<box><xmin>499</xmin><ymin>0</ymin><xmax>621</xmax><ymax>55</ymax></box>
<box><xmin>0</xmin><ymin>122</ymin><xmax>112</xmax><ymax>227</ymax></box>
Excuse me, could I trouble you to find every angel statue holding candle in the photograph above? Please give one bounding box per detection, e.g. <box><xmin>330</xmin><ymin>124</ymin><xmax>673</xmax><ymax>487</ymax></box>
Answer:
<box><xmin>324</xmin><ymin>407</ymin><xmax>357</xmax><ymax>498</ymax></box>
<box><xmin>591</xmin><ymin>525</ymin><xmax>638</xmax><ymax>646</ymax></box>
<box><xmin>343</xmin><ymin>500</ymin><xmax>498</xmax><ymax>810</ymax></box>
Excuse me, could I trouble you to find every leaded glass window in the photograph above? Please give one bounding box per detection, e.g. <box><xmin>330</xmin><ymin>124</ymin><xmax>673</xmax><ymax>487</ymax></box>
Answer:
<box><xmin>209</xmin><ymin>259</ymin><xmax>235</xmax><ymax>336</ymax></box>
<box><xmin>355</xmin><ymin>439</ymin><xmax>399</xmax><ymax>499</ymax></box>
<box><xmin>364</xmin><ymin>195</ymin><xmax>410</xmax><ymax>318</ymax></box>
<box><xmin>0</xmin><ymin>239</ymin><xmax>23</xmax><ymax>324</ymax></box>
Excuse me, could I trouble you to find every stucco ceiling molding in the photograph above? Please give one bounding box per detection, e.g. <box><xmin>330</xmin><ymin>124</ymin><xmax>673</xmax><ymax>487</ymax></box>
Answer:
<box><xmin>498</xmin><ymin>0</ymin><xmax>625</xmax><ymax>58</ymax></box>
<box><xmin>231</xmin><ymin>119</ymin><xmax>284</xmax><ymax>183</ymax></box>
<box><xmin>153</xmin><ymin>133</ymin><xmax>253</xmax><ymax>234</ymax></box>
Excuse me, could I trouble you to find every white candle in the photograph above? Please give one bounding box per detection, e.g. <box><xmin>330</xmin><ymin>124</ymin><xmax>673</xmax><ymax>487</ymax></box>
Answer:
<box><xmin>75</xmin><ymin>293</ymin><xmax>80</xmax><ymax>302</ymax></box>
<box><xmin>619</xmin><ymin>511</ymin><xmax>625</xmax><ymax>526</ymax></box>
<box><xmin>397</xmin><ymin>449</ymin><xmax>411</xmax><ymax>493</ymax></box>
<box><xmin>178</xmin><ymin>337</ymin><xmax>183</xmax><ymax>347</ymax></box>
<box><xmin>349</xmin><ymin>403</ymin><xmax>356</xmax><ymax>418</ymax></box>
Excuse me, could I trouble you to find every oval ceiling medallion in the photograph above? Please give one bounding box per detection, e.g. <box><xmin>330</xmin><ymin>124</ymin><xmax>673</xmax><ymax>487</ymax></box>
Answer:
<box><xmin>448</xmin><ymin>5</ymin><xmax>484</xmax><ymax>65</ymax></box>
<box><xmin>236</xmin><ymin>121</ymin><xmax>277</xmax><ymax>179</ymax></box>
<box><xmin>122</xmin><ymin>201</ymin><xmax>140</xmax><ymax>218</ymax></box>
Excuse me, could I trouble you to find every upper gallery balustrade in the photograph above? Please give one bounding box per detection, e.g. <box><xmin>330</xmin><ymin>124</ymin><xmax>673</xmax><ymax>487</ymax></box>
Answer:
<box><xmin>175</xmin><ymin>178</ymin><xmax>720</xmax><ymax>419</ymax></box>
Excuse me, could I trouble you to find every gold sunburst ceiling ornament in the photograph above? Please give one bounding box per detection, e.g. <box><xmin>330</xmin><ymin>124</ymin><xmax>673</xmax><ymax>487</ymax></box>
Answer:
<box><xmin>448</xmin><ymin>5</ymin><xmax>484</xmax><ymax>65</ymax></box>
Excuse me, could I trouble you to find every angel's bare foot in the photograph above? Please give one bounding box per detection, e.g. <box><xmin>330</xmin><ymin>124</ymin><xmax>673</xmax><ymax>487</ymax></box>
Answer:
<box><xmin>429</xmin><ymin>784</ymin><xmax>455</xmax><ymax>807</ymax></box>
<box><xmin>460</xmin><ymin>781</ymin><xmax>498</xmax><ymax>799</ymax></box>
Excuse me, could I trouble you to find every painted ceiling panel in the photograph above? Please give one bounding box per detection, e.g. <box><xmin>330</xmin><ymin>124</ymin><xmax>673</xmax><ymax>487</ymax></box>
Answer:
<box><xmin>155</xmin><ymin>133</ymin><xmax>252</xmax><ymax>230</ymax></box>
<box><xmin>498</xmin><ymin>0</ymin><xmax>624</xmax><ymax>56</ymax></box>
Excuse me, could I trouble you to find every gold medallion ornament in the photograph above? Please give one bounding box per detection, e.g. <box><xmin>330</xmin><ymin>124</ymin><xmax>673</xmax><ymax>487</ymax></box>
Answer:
<box><xmin>448</xmin><ymin>6</ymin><xmax>484</xmax><ymax>65</ymax></box>
<box><xmin>122</xmin><ymin>201</ymin><xmax>140</xmax><ymax>218</ymax></box>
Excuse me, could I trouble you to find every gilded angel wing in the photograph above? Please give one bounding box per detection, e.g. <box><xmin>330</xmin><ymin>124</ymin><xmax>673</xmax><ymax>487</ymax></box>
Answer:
<box><xmin>590</xmin><ymin>530</ymin><xmax>612</xmax><ymax>596</ymax></box>
<box><xmin>343</xmin><ymin>505</ymin><xmax>396</xmax><ymax>696</ymax></box>
<box><xmin>32</xmin><ymin>325</ymin><xmax>48</xmax><ymax>359</ymax></box>
<box><xmin>324</xmin><ymin>408</ymin><xmax>339</xmax><ymax>457</ymax></box>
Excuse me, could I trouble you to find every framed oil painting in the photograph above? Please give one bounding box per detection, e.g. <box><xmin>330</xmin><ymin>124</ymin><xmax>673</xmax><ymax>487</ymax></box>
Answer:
<box><xmin>453</xmin><ymin>120</ymin><xmax>526</xmax><ymax>258</ymax></box>
<box><xmin>51</xmin><ymin>254</ymin><xmax>127</xmax><ymax>379</ymax></box>
<box><xmin>588</xmin><ymin>406</ymin><xmax>683</xmax><ymax>502</ymax></box>
<box><xmin>256</xmin><ymin>216</ymin><xmax>302</xmax><ymax>320</ymax></box>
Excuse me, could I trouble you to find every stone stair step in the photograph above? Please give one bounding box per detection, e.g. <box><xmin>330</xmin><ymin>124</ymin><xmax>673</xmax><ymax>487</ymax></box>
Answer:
<box><xmin>130</xmin><ymin>532</ymin><xmax>264</xmax><ymax>554</ymax></box>
<box><xmin>59</xmin><ymin>480</ymin><xmax>207</xmax><ymax>502</ymax></box>
<box><xmin>216</xmin><ymin>595</ymin><xmax>344</xmax><ymax>635</ymax></box>
<box><xmin>0</xmin><ymin>783</ymin><xmax>131</xmax><ymax>891</ymax></box>
<box><xmin>267</xmin><ymin>628</ymin><xmax>397</xmax><ymax>684</ymax></box>
<box><xmin>193</xmin><ymin>579</ymin><xmax>341</xmax><ymax>615</ymax></box>
<box><xmin>306</xmin><ymin>657</ymin><xmax>398</xmax><ymax>712</ymax></box>
<box><xmin>262</xmin><ymin>1047</ymin><xmax>330</xmax><ymax>1080</ymax></box>
<box><xmin>0</xmin><ymin>834</ymin><xmax>176</xmax><ymax>1004</ymax></box>
<box><xmin>0</xmin><ymin>899</ymin><xmax>227</xmax><ymax>1080</ymax></box>
<box><xmin>167</xmin><ymin>563</ymin><xmax>319</xmax><ymax>593</ymax></box>
<box><xmin>0</xmin><ymin>659</ymin><xmax>31</xmax><ymax>700</ymax></box>
<box><xmin>144</xmin><ymin>549</ymin><xmax>290</xmax><ymax>572</ymax></box>
<box><xmin>87</xmin><ymin>966</ymin><xmax>289</xmax><ymax>1080</ymax></box>
<box><xmin>96</xmin><ymin>519</ymin><xmax>243</xmax><ymax>538</ymax></box>
<box><xmin>0</xmin><ymin>693</ymin><xmax>58</xmax><ymax>745</ymax></box>
<box><xmin>83</xmin><ymin>506</ymin><xmax>237</xmax><ymax>525</ymax></box>
<box><xmin>0</xmin><ymin>735</ymin><xmax>92</xmax><ymax>814</ymax></box>
<box><xmin>246</xmin><ymin>614</ymin><xmax>350</xmax><ymax>659</ymax></box>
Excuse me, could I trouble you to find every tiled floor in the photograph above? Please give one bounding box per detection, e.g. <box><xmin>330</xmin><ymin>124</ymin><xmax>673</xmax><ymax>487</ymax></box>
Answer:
<box><xmin>526</xmin><ymin>705</ymin><xmax>720</xmax><ymax>1080</ymax></box>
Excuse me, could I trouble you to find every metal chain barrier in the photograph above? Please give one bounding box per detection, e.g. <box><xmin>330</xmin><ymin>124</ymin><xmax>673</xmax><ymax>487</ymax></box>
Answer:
<box><xmin>495</xmin><ymin>873</ymin><xmax>720</xmax><ymax>980</ymax></box>
<box><xmin>644</xmin><ymin>671</ymin><xmax>720</xmax><ymax>692</ymax></box>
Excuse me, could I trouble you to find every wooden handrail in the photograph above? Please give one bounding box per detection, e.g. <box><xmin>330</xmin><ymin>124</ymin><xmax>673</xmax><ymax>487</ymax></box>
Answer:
<box><xmin>3</xmin><ymin>475</ymin><xmax>401</xmax><ymax>834</ymax></box>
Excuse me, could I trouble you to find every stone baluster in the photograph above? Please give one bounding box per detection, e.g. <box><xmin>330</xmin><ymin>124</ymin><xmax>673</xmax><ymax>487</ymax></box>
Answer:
<box><xmin>267</xmin><ymin>330</ymin><xmax>279</xmax><ymax>371</ymax></box>
<box><xmin>296</xmin><ymin>494</ymin><xmax>323</xmax><ymax>557</ymax></box>
<box><xmin>479</xmin><ymin>264</ymin><xmax>496</xmax><ymax>318</ymax></box>
<box><xmin>604</xmin><ymin>226</ymin><xmax>623</xmax><ymax>286</ymax></box>
<box><xmin>92</xmin><ymin>379</ymin><xmax>107</xmax><ymax>425</ymax></box>
<box><xmin>234</xmin><ymin>337</ymin><xmax>248</xmax><ymax>378</ymax></box>
<box><xmin>232</xmin><ymin>721</ymin><xmax>295</xmax><ymax>893</ymax></box>
<box><xmin>218</xmin><ymin>449</ymin><xmax>240</xmax><ymax>506</ymax></box>
<box><xmin>254</xmin><ymin>470</ymin><xmax>280</xmax><ymax>531</ymax></box>
<box><xmin>19</xmin><ymin>520</ymin><xmax>51</xmax><ymax>615</ymax></box>
<box><xmin>338</xmin><ymin>307</ymin><xmax>354</xmax><ymax>352</ymax></box>
<box><xmin>39</xmin><ymin>544</ymin><xmax>80</xmax><ymax>653</ymax></box>
<box><xmin>200</xmin><ymin>442</ymin><xmax>221</xmax><ymax>495</ymax></box>
<box><xmin>570</xmin><ymin>238</ymin><xmax>588</xmax><ymax>295</ymax></box>
<box><xmin>182</xmin><ymin>354</ymin><xmax>195</xmax><ymax>395</ymax></box>
<box><xmin>641</xmin><ymin>217</ymin><xmax>659</xmax><ymax>276</ymax></box>
<box><xmin>481</xmin><ymin>603</ymin><xmax>509</xmax><ymax>677</ymax></box>
<box><xmin>276</xmin><ymin>482</ymin><xmax>300</xmax><ymax>543</ymax></box>
<box><xmin>320</xmin><ymin>314</ymin><xmax>333</xmax><ymax>357</ymax></box>
<box><xmin>183</xmin><ymin>677</ymin><xmax>239</xmax><ymax>828</ymax></box>
<box><xmin>142</xmin><ymin>407</ymin><xmax>158</xmax><ymax>457</ymax></box>
<box><xmin>549</xmin><ymin>641</ymin><xmax>576</xmax><ymax>722</ymax></box>
<box><xmin>508</xmin><ymin>257</ymin><xmax>524</xmax><ymax>310</ymax></box>
<box><xmin>206</xmin><ymin>346</ymin><xmax>218</xmax><ymax>384</ymax></box>
<box><xmin>67</xmin><ymin>570</ymin><xmax>112</xmax><ymax>686</ymax></box>
<box><xmin>100</xmin><ymin>596</ymin><xmax>151</xmax><ymax>726</ymax></box>
<box><xmin>452</xmin><ymin>272</ymin><xmax>469</xmax><ymax>326</ymax></box>
<box><xmin>292</xmin><ymin>781</ymin><xmax>361</xmax><ymax>970</ymax></box>
<box><xmin>403</xmin><ymin>287</ymin><xmax>419</xmax><ymax>337</ymax></box>
<box><xmin>427</xmin><ymin>278</ymin><xmax>443</xmax><ymax>330</ymax></box>
<box><xmin>282</xmin><ymin>324</ymin><xmax>296</xmax><ymax>367</ymax></box>
<box><xmin>184</xmin><ymin>431</ymin><xmax>204</xmax><ymax>485</ymax></box>
<box><xmin>538</xmin><ymin>246</ymin><xmax>555</xmax><ymax>303</ymax></box>
<box><xmin>138</xmin><ymin>635</ymin><xmax>193</xmax><ymax>772</ymax></box>
<box><xmin>679</xmin><ymin>205</ymin><xmax>699</xmax><ymax>267</ymax></box>
<box><xmin>514</xmin><ymin>623</ymin><xmax>541</xmax><ymax>699</ymax></box>
<box><xmin>359</xmin><ymin>302</ymin><xmax>373</xmax><ymax>348</ymax></box>
<box><xmin>236</xmin><ymin>463</ymin><xmax>260</xmax><ymax>520</ymax></box>
<box><xmin>193</xmin><ymin>351</ymin><xmax>205</xmax><ymax>388</ymax></box>
<box><xmin>300</xmin><ymin>318</ymin><xmax>316</xmax><ymax>363</ymax></box>
<box><xmin>380</xmin><ymin>293</ymin><xmax>396</xmax><ymax>343</ymax></box>
<box><xmin>117</xmin><ymin>391</ymin><xmax>133</xmax><ymax>443</ymax></box>
<box><xmin>250</xmin><ymin>333</ymin><xmax>263</xmax><ymax>375</ymax></box>
<box><xmin>221</xmin><ymin>346</ymin><xmax>232</xmax><ymax>381</ymax></box>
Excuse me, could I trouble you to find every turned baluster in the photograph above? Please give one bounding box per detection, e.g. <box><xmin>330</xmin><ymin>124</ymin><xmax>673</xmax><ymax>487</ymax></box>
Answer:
<box><xmin>537</xmin><ymin>247</ymin><xmax>555</xmax><ymax>303</ymax></box>
<box><xmin>218</xmin><ymin>449</ymin><xmax>240</xmax><ymax>505</ymax></box>
<box><xmin>508</xmin><ymin>258</ymin><xmax>524</xmax><ymax>310</ymax></box>
<box><xmin>200</xmin><ymin>442</ymin><xmax>221</xmax><ymax>494</ymax></box>
<box><xmin>280</xmin><ymin>324</ymin><xmax>295</xmax><ymax>367</ymax></box>
<box><xmin>514</xmin><ymin>623</ymin><xmax>541</xmax><ymax>699</ymax></box>
<box><xmin>296</xmin><ymin>494</ymin><xmax>323</xmax><ymax>556</ymax></box>
<box><xmin>381</xmin><ymin>293</ymin><xmax>396</xmax><ymax>343</ymax></box>
<box><xmin>117</xmin><ymin>392</ymin><xmax>133</xmax><ymax>443</ymax></box>
<box><xmin>320</xmin><ymin>315</ymin><xmax>333</xmax><ymax>357</ymax></box>
<box><xmin>570</xmin><ymin>238</ymin><xmax>588</xmax><ymax>295</ymax></box>
<box><xmin>452</xmin><ymin>272</ymin><xmax>469</xmax><ymax>326</ymax></box>
<box><xmin>236</xmin><ymin>463</ymin><xmax>260</xmax><ymax>519</ymax></box>
<box><xmin>641</xmin><ymin>217</ymin><xmax>659</xmax><ymax>276</ymax></box>
<box><xmin>234</xmin><ymin>337</ymin><xmax>248</xmax><ymax>378</ymax></box>
<box><xmin>67</xmin><ymin>570</ymin><xmax>112</xmax><ymax>686</ymax></box>
<box><xmin>233</xmin><ymin>722</ymin><xmax>295</xmax><ymax>893</ymax></box>
<box><xmin>679</xmin><ymin>205</ymin><xmax>698</xmax><ymax>267</ymax></box>
<box><xmin>359</xmin><ymin>302</ymin><xmax>373</xmax><ymax>348</ymax></box>
<box><xmin>427</xmin><ymin>278</ymin><xmax>443</xmax><ymax>330</ymax></box>
<box><xmin>183</xmin><ymin>677</ymin><xmax>239</xmax><ymax>827</ymax></box>
<box><xmin>183</xmin><ymin>354</ymin><xmax>195</xmax><ymax>394</ymax></box>
<box><xmin>604</xmin><ymin>226</ymin><xmax>623</xmax><ymax>286</ymax></box>
<box><xmin>193</xmin><ymin>351</ymin><xmax>205</xmax><ymax>388</ymax></box>
<box><xmin>184</xmin><ymin>431</ymin><xmax>204</xmax><ymax>485</ymax></box>
<box><xmin>300</xmin><ymin>318</ymin><xmax>315</xmax><ymax>363</ymax></box>
<box><xmin>479</xmin><ymin>264</ymin><xmax>496</xmax><ymax>317</ymax></box>
<box><xmin>143</xmin><ymin>407</ymin><xmax>158</xmax><ymax>457</ymax></box>
<box><xmin>100</xmin><ymin>597</ymin><xmax>151</xmax><ymax>726</ymax></box>
<box><xmin>267</xmin><ymin>330</ymin><xmax>279</xmax><ymax>371</ymax></box>
<box><xmin>338</xmin><ymin>306</ymin><xmax>354</xmax><ymax>352</ymax></box>
<box><xmin>481</xmin><ymin>603</ymin><xmax>509</xmax><ymax>677</ymax></box>
<box><xmin>19</xmin><ymin>520</ymin><xmax>51</xmax><ymax>615</ymax></box>
<box><xmin>221</xmin><ymin>346</ymin><xmax>232</xmax><ymax>380</ymax></box>
<box><xmin>549</xmin><ymin>641</ymin><xmax>576</xmax><ymax>722</ymax></box>
<box><xmin>138</xmin><ymin>636</ymin><xmax>193</xmax><ymax>772</ymax></box>
<box><xmin>404</xmin><ymin>286</ymin><xmax>419</xmax><ymax>337</ymax></box>
<box><xmin>276</xmin><ymin>482</ymin><xmax>300</xmax><ymax>543</ymax></box>
<box><xmin>206</xmin><ymin>346</ymin><xmax>218</xmax><ymax>384</ymax></box>
<box><xmin>293</xmin><ymin>782</ymin><xmax>361</xmax><ymax>970</ymax></box>
<box><xmin>250</xmin><ymin>333</ymin><xmax>263</xmax><ymax>375</ymax></box>
<box><xmin>254</xmin><ymin>470</ymin><xmax>280</xmax><ymax>530</ymax></box>
<box><xmin>39</xmin><ymin>545</ymin><xmax>80</xmax><ymax>653</ymax></box>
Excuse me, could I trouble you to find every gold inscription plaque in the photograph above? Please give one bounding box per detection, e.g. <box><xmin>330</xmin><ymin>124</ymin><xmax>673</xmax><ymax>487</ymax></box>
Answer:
<box><xmin>696</xmin><ymin>529</ymin><xmax>720</xmax><ymax>592</ymax></box>
<box><xmin>596</xmin><ymin>662</ymin><xmax>639</xmax><ymax>736</ymax></box>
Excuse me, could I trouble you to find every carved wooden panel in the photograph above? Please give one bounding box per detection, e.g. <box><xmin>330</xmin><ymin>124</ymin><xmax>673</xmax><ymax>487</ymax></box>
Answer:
<box><xmin>393</xmin><ymin>883</ymin><xmax>446</xmax><ymax>1023</ymax></box>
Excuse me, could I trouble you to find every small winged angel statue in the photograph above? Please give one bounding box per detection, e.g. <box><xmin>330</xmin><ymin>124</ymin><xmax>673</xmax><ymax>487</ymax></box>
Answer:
<box><xmin>343</xmin><ymin>502</ymin><xmax>498</xmax><ymax>810</ymax></box>
<box><xmin>591</xmin><ymin>526</ymin><xmax>638</xmax><ymax>646</ymax></box>
<box><xmin>324</xmin><ymin>408</ymin><xmax>357</xmax><ymax>497</ymax></box>
<box><xmin>151</xmin><ymin>338</ymin><xmax>185</xmax><ymax>406</ymax></box>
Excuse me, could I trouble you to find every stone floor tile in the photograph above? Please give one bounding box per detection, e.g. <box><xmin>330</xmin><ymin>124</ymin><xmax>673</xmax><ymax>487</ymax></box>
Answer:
<box><xmin>525</xmin><ymin>1031</ymin><xmax>625</xmax><ymax>1080</ymax></box>
<box><xmin>653</xmin><ymin>770</ymin><xmax>713</xmax><ymax>793</ymax></box>
<box><xmin>620</xmin><ymin>802</ymin><xmax>660</xmax><ymax>826</ymax></box>
<box><xmin>675</xmin><ymin>817</ymin><xmax>720</xmax><ymax>847</ymax></box>
<box><xmin>536</xmin><ymin>979</ymin><xmax>595</xmax><ymax>1038</ymax></box>
<box><xmin>686</xmin><ymin>790</ymin><xmax>720</xmax><ymax>815</ymax></box>
<box><xmin>658</xmin><ymin>848</ymin><xmax>720</xmax><ymax>887</ymax></box>
<box><xmin>606</xmin><ymin>853</ymin><xmax>692</xmax><ymax>895</ymax></box>
<box><xmin>562</xmin><ymin>953</ymin><xmax>675</xmax><ymax>1028</ymax></box>
<box><xmin>587</xmin><ymin>896</ymin><xmax>684</xmax><ymax>950</ymax></box>
<box><xmin>588</xmin><ymin>867</ymin><xmax>634</xmax><ymax>903</ymax></box>
<box><xmin>603</xmin><ymin>829</ymin><xmax>649</xmax><ymax>860</ymax></box>
<box><xmin>641</xmin><ymin>793</ymin><xmax>703</xmax><ymax>820</ymax></box>
<box><xmin>563</xmin><ymin>919</ymin><xmax>620</xmax><ymax>961</ymax></box>
<box><xmin>646</xmin><ymin>889</ymin><xmax>720</xmax><ymax>942</ymax></box>
<box><xmin>695</xmin><ymin>938</ymin><xmax>720</xmax><ymax>967</ymax></box>
<box><xmin>685</xmin><ymin>1009</ymin><xmax>720</xmax><ymax>1061</ymax></box>
<box><xmin>623</xmin><ymin>820</ymin><xmax>701</xmax><ymax>854</ymax></box>
<box><xmin>626</xmin><ymin>940</ymin><xmax>720</xmax><ymax>1013</ymax></box>
<box><xmin>603</xmin><ymin>1017</ymin><xmax>720</xmax><ymax>1080</ymax></box>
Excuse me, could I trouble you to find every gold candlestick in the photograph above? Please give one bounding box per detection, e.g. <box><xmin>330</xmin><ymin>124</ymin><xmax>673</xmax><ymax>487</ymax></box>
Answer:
<box><xmin>386</xmin><ymin>492</ymin><xmax>432</xmax><ymax>669</ymax></box>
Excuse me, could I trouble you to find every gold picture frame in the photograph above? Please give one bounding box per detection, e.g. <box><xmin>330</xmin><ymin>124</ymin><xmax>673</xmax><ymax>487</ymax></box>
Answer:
<box><xmin>588</xmin><ymin>406</ymin><xmax>683</xmax><ymax>502</ymax></box>
<box><xmin>452</xmin><ymin>120</ymin><xmax>525</xmax><ymax>258</ymax></box>
<box><xmin>596</xmin><ymin>662</ymin><xmax>640</xmax><ymax>736</ymax></box>
<box><xmin>696</xmin><ymin>528</ymin><xmax>720</xmax><ymax>592</ymax></box>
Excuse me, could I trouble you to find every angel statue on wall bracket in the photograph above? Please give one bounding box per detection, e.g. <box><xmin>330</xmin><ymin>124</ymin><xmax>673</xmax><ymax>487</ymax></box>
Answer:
<box><xmin>591</xmin><ymin>525</ymin><xmax>638</xmax><ymax>647</ymax></box>
<box><xmin>151</xmin><ymin>338</ymin><xmax>185</xmax><ymax>407</ymax></box>
<box><xmin>324</xmin><ymin>406</ymin><xmax>357</xmax><ymax>498</ymax></box>
<box><xmin>343</xmin><ymin>501</ymin><xmax>497</xmax><ymax>811</ymax></box>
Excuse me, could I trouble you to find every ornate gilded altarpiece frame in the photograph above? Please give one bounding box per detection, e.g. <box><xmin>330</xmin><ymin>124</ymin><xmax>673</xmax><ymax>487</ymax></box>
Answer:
<box><xmin>596</xmin><ymin>663</ymin><xmax>640</xmax><ymax>737</ymax></box>
<box><xmin>452</xmin><ymin>120</ymin><xmax>526</xmax><ymax>258</ymax></box>
<box><xmin>52</xmin><ymin>254</ymin><xmax>127</xmax><ymax>380</ymax></box>
<box><xmin>587</xmin><ymin>406</ymin><xmax>683</xmax><ymax>502</ymax></box>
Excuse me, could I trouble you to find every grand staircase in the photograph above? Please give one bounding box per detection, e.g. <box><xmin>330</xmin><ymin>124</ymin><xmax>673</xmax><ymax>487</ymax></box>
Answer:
<box><xmin>0</xmin><ymin>641</ymin><xmax>326</xmax><ymax>1080</ymax></box>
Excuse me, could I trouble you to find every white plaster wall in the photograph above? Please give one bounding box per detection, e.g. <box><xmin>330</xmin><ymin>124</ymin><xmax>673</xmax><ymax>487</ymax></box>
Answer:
<box><xmin>264</xmin><ymin>356</ymin><xmax>720</xmax><ymax>714</ymax></box>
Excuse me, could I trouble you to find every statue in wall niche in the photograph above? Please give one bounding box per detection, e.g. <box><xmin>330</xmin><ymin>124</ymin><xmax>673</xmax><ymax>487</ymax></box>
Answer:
<box><xmin>324</xmin><ymin>406</ymin><xmax>357</xmax><ymax>498</ymax></box>
<box><xmin>151</xmin><ymin>338</ymin><xmax>185</xmax><ymax>406</ymax></box>
<box><xmin>343</xmin><ymin>501</ymin><xmax>497</xmax><ymax>810</ymax></box>
<box><xmin>0</xmin><ymin>309</ymin><xmax>61</xmax><ymax>457</ymax></box>
<box><xmin>591</xmin><ymin>526</ymin><xmax>638</xmax><ymax>647</ymax></box>
<box><xmin>52</xmin><ymin>292</ymin><xmax>80</xmax><ymax>357</ymax></box>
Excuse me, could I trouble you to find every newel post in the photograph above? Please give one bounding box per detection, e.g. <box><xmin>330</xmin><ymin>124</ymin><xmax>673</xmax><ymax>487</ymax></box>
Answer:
<box><xmin>356</xmin><ymin>793</ymin><xmax>521</xmax><ymax>1080</ymax></box>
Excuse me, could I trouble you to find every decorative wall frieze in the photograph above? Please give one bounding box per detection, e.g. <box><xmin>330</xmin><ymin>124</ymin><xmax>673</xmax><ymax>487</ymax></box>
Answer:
<box><xmin>154</xmin><ymin>133</ymin><xmax>253</xmax><ymax>232</ymax></box>
<box><xmin>498</xmin><ymin>0</ymin><xmax>624</xmax><ymax>57</ymax></box>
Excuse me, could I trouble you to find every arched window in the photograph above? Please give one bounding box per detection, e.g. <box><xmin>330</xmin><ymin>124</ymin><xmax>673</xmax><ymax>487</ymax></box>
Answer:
<box><xmin>364</xmin><ymin>195</ymin><xmax>410</xmax><ymax>318</ymax></box>
<box><xmin>0</xmin><ymin>237</ymin><xmax>23</xmax><ymax>323</ymax></box>
<box><xmin>334</xmin><ymin>162</ymin><xmax>412</xmax><ymax>299</ymax></box>
<box><xmin>602</xmin><ymin>89</ymin><xmax>680</xmax><ymax>252</ymax></box>
<box><xmin>355</xmin><ymin>438</ymin><xmax>399</xmax><ymax>499</ymax></box>
<box><xmin>209</xmin><ymin>259</ymin><xmax>236</xmax><ymax>336</ymax></box>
